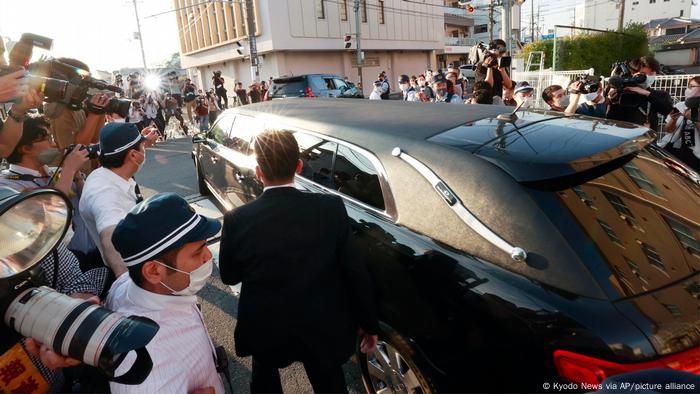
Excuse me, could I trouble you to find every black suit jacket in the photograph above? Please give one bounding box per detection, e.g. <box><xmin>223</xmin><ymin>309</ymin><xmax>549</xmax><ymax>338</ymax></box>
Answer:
<box><xmin>219</xmin><ymin>187</ymin><xmax>379</xmax><ymax>366</ymax></box>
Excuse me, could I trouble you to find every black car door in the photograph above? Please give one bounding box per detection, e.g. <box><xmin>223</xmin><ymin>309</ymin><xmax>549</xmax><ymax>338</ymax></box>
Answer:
<box><xmin>200</xmin><ymin>115</ymin><xmax>236</xmax><ymax>197</ymax></box>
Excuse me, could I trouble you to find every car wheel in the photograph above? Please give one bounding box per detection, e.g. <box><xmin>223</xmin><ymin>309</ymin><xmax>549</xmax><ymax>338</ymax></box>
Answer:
<box><xmin>358</xmin><ymin>324</ymin><xmax>439</xmax><ymax>394</ymax></box>
<box><xmin>194</xmin><ymin>157</ymin><xmax>211</xmax><ymax>196</ymax></box>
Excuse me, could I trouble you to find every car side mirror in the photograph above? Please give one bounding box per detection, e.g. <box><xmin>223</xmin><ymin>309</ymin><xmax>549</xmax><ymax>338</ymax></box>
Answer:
<box><xmin>192</xmin><ymin>134</ymin><xmax>206</xmax><ymax>144</ymax></box>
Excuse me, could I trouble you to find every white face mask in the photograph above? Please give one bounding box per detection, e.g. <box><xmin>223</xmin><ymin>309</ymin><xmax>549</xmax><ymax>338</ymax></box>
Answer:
<box><xmin>134</xmin><ymin>150</ymin><xmax>146</xmax><ymax>172</ymax></box>
<box><xmin>557</xmin><ymin>94</ymin><xmax>570</xmax><ymax>108</ymax></box>
<box><xmin>112</xmin><ymin>118</ymin><xmax>126</xmax><ymax>123</ymax></box>
<box><xmin>643</xmin><ymin>75</ymin><xmax>656</xmax><ymax>88</ymax></box>
<box><xmin>584</xmin><ymin>92</ymin><xmax>599</xmax><ymax>102</ymax></box>
<box><xmin>686</xmin><ymin>87</ymin><xmax>700</xmax><ymax>99</ymax></box>
<box><xmin>400</xmin><ymin>83</ymin><xmax>410</xmax><ymax>92</ymax></box>
<box><xmin>158</xmin><ymin>259</ymin><xmax>213</xmax><ymax>296</ymax></box>
<box><xmin>519</xmin><ymin>99</ymin><xmax>531</xmax><ymax>109</ymax></box>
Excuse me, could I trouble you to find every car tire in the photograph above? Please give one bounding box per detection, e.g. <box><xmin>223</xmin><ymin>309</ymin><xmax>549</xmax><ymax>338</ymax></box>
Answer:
<box><xmin>357</xmin><ymin>323</ymin><xmax>440</xmax><ymax>394</ymax></box>
<box><xmin>194</xmin><ymin>156</ymin><xmax>211</xmax><ymax>196</ymax></box>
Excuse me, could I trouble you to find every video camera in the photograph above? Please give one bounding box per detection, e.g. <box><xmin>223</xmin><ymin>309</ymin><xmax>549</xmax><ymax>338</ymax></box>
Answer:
<box><xmin>606</xmin><ymin>61</ymin><xmax>648</xmax><ymax>106</ymax></box>
<box><xmin>0</xmin><ymin>188</ymin><xmax>159</xmax><ymax>386</ymax></box>
<box><xmin>0</xmin><ymin>33</ymin><xmax>131</xmax><ymax>117</ymax></box>
<box><xmin>570</xmin><ymin>75</ymin><xmax>601</xmax><ymax>94</ymax></box>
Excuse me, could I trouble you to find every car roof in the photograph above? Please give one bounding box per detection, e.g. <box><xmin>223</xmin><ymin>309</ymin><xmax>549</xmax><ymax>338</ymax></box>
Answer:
<box><xmin>233</xmin><ymin>98</ymin><xmax>508</xmax><ymax>142</ymax></box>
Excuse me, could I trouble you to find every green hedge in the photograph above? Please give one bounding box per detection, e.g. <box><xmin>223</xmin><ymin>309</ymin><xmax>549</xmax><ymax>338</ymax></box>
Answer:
<box><xmin>522</xmin><ymin>24</ymin><xmax>649</xmax><ymax>75</ymax></box>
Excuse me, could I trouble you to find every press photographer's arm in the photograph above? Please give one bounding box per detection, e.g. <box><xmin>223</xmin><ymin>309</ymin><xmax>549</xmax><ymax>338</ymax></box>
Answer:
<box><xmin>0</xmin><ymin>72</ymin><xmax>43</xmax><ymax>157</ymax></box>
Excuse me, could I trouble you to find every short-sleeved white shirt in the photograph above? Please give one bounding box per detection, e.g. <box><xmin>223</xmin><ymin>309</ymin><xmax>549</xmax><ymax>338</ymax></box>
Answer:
<box><xmin>79</xmin><ymin>167</ymin><xmax>139</xmax><ymax>258</ymax></box>
<box><xmin>106</xmin><ymin>274</ymin><xmax>224</xmax><ymax>394</ymax></box>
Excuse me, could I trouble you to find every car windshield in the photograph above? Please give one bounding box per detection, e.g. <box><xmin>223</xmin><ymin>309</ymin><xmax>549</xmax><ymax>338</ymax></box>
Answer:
<box><xmin>271</xmin><ymin>77</ymin><xmax>306</xmax><ymax>96</ymax></box>
<box><xmin>527</xmin><ymin>146</ymin><xmax>700</xmax><ymax>299</ymax></box>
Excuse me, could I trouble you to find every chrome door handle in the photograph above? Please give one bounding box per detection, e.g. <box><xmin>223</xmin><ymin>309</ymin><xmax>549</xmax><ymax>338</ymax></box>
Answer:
<box><xmin>235</xmin><ymin>172</ymin><xmax>246</xmax><ymax>182</ymax></box>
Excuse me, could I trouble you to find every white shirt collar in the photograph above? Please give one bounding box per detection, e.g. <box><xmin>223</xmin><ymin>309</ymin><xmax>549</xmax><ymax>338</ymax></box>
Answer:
<box><xmin>125</xmin><ymin>274</ymin><xmax>197</xmax><ymax>313</ymax></box>
<box><xmin>8</xmin><ymin>164</ymin><xmax>52</xmax><ymax>177</ymax></box>
<box><xmin>95</xmin><ymin>167</ymin><xmax>136</xmax><ymax>193</ymax></box>
<box><xmin>263</xmin><ymin>182</ymin><xmax>296</xmax><ymax>192</ymax></box>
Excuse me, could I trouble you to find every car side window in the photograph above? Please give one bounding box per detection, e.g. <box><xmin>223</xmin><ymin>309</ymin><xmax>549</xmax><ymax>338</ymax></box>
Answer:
<box><xmin>333</xmin><ymin>145</ymin><xmax>385</xmax><ymax>210</ymax></box>
<box><xmin>294</xmin><ymin>132</ymin><xmax>338</xmax><ymax>189</ymax></box>
<box><xmin>227</xmin><ymin>115</ymin><xmax>264</xmax><ymax>154</ymax></box>
<box><xmin>323</xmin><ymin>78</ymin><xmax>335</xmax><ymax>90</ymax></box>
<box><xmin>208</xmin><ymin>116</ymin><xmax>235</xmax><ymax>144</ymax></box>
<box><xmin>333</xmin><ymin>78</ymin><xmax>347</xmax><ymax>90</ymax></box>
<box><xmin>308</xmin><ymin>76</ymin><xmax>326</xmax><ymax>92</ymax></box>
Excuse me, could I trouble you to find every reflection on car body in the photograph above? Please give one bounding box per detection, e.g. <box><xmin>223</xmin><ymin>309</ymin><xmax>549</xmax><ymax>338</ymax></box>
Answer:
<box><xmin>192</xmin><ymin>99</ymin><xmax>700</xmax><ymax>393</ymax></box>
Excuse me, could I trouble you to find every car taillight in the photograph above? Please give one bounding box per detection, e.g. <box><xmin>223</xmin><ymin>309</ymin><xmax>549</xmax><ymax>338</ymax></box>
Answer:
<box><xmin>554</xmin><ymin>348</ymin><xmax>700</xmax><ymax>385</ymax></box>
<box><xmin>305</xmin><ymin>87</ymin><xmax>314</xmax><ymax>97</ymax></box>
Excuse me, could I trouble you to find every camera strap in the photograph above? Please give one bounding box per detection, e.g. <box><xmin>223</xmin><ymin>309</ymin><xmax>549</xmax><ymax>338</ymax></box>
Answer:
<box><xmin>1</xmin><ymin>171</ymin><xmax>51</xmax><ymax>188</ymax></box>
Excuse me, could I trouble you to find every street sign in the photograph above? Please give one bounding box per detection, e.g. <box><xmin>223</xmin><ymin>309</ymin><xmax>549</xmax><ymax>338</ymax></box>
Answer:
<box><xmin>344</xmin><ymin>34</ymin><xmax>352</xmax><ymax>49</ymax></box>
<box><xmin>541</xmin><ymin>34</ymin><xmax>555</xmax><ymax>40</ymax></box>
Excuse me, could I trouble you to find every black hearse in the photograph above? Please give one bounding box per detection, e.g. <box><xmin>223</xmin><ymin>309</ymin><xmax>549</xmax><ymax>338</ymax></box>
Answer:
<box><xmin>192</xmin><ymin>99</ymin><xmax>700</xmax><ymax>393</ymax></box>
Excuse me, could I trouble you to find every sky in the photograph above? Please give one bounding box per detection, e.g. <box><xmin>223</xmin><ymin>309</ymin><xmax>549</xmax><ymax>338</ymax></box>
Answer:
<box><xmin>0</xmin><ymin>0</ymin><xmax>181</xmax><ymax>73</ymax></box>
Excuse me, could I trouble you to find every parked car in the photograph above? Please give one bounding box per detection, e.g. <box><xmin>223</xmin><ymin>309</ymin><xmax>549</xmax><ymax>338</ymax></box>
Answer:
<box><xmin>192</xmin><ymin>99</ymin><xmax>700</xmax><ymax>393</ymax></box>
<box><xmin>269</xmin><ymin>74</ymin><xmax>363</xmax><ymax>99</ymax></box>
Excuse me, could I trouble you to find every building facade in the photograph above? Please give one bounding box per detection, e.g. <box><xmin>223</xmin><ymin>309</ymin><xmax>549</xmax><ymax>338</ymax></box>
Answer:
<box><xmin>174</xmin><ymin>0</ymin><xmax>445</xmax><ymax>95</ymax></box>
<box><xmin>575</xmin><ymin>0</ymin><xmax>693</xmax><ymax>32</ymax></box>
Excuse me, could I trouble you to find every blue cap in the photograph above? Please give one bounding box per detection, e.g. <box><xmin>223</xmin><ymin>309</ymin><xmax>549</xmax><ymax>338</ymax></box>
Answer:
<box><xmin>112</xmin><ymin>193</ymin><xmax>221</xmax><ymax>267</ymax></box>
<box><xmin>99</xmin><ymin>122</ymin><xmax>145</xmax><ymax>156</ymax></box>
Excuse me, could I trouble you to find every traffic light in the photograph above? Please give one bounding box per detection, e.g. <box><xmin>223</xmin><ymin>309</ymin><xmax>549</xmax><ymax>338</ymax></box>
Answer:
<box><xmin>344</xmin><ymin>35</ymin><xmax>352</xmax><ymax>49</ymax></box>
<box><xmin>236</xmin><ymin>41</ymin><xmax>245</xmax><ymax>56</ymax></box>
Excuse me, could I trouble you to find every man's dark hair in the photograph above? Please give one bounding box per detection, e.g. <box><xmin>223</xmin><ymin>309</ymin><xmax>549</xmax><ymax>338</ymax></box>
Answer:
<box><xmin>254</xmin><ymin>130</ymin><xmax>299</xmax><ymax>182</ymax></box>
<box><xmin>129</xmin><ymin>247</ymin><xmax>179</xmax><ymax>287</ymax></box>
<box><xmin>473</xmin><ymin>80</ymin><xmax>492</xmax><ymax>93</ymax></box>
<box><xmin>473</xmin><ymin>89</ymin><xmax>493</xmax><ymax>105</ymax></box>
<box><xmin>629</xmin><ymin>55</ymin><xmax>660</xmax><ymax>73</ymax></box>
<box><xmin>99</xmin><ymin>141</ymin><xmax>144</xmax><ymax>169</ymax></box>
<box><xmin>6</xmin><ymin>115</ymin><xmax>51</xmax><ymax>164</ymax></box>
<box><xmin>542</xmin><ymin>85</ymin><xmax>563</xmax><ymax>104</ymax></box>
<box><xmin>490</xmin><ymin>39</ymin><xmax>506</xmax><ymax>48</ymax></box>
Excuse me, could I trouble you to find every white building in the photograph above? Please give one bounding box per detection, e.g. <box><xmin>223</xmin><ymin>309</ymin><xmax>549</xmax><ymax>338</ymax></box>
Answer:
<box><xmin>575</xmin><ymin>0</ymin><xmax>693</xmax><ymax>31</ymax></box>
<box><xmin>175</xmin><ymin>0</ymin><xmax>445</xmax><ymax>96</ymax></box>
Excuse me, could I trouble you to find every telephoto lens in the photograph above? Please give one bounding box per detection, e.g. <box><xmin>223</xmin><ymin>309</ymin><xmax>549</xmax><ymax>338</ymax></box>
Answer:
<box><xmin>5</xmin><ymin>286</ymin><xmax>159</xmax><ymax>384</ymax></box>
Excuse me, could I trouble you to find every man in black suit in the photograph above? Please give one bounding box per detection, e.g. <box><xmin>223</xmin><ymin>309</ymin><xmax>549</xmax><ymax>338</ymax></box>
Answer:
<box><xmin>219</xmin><ymin>130</ymin><xmax>379</xmax><ymax>393</ymax></box>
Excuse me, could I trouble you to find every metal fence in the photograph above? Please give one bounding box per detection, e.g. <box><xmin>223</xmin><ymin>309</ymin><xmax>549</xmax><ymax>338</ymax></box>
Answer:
<box><xmin>511</xmin><ymin>70</ymin><xmax>699</xmax><ymax>127</ymax></box>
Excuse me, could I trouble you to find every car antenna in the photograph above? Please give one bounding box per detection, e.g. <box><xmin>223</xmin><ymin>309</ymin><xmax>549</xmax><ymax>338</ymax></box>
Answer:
<box><xmin>496</xmin><ymin>99</ymin><xmax>527</xmax><ymax>123</ymax></box>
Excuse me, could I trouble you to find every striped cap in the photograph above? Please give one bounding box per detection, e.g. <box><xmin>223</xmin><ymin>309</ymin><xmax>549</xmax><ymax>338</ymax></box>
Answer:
<box><xmin>112</xmin><ymin>193</ymin><xmax>221</xmax><ymax>267</ymax></box>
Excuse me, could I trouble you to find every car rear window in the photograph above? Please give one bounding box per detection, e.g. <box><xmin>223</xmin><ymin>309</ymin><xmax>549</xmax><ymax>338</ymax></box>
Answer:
<box><xmin>527</xmin><ymin>147</ymin><xmax>700</xmax><ymax>299</ymax></box>
<box><xmin>271</xmin><ymin>77</ymin><xmax>306</xmax><ymax>97</ymax></box>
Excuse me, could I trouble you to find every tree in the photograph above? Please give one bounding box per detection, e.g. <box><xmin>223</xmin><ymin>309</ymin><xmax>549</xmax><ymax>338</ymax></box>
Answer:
<box><xmin>522</xmin><ymin>24</ymin><xmax>648</xmax><ymax>74</ymax></box>
<box><xmin>161</xmin><ymin>52</ymin><xmax>181</xmax><ymax>69</ymax></box>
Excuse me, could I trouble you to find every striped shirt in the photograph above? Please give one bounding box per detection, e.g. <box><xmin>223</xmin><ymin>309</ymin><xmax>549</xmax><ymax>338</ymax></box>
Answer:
<box><xmin>106</xmin><ymin>274</ymin><xmax>224</xmax><ymax>394</ymax></box>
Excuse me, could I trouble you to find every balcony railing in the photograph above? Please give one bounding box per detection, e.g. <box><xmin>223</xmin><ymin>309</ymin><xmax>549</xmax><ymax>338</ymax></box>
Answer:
<box><xmin>444</xmin><ymin>7</ymin><xmax>469</xmax><ymax>18</ymax></box>
<box><xmin>444</xmin><ymin>37</ymin><xmax>479</xmax><ymax>46</ymax></box>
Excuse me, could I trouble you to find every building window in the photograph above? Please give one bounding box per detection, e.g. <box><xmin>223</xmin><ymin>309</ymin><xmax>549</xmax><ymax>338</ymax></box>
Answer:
<box><xmin>649</xmin><ymin>0</ymin><xmax>656</xmax><ymax>3</ymax></box>
<box><xmin>680</xmin><ymin>10</ymin><xmax>684</xmax><ymax>16</ymax></box>
<box><xmin>623</xmin><ymin>162</ymin><xmax>662</xmax><ymax>196</ymax></box>
<box><xmin>632</xmin><ymin>1</ymin><xmax>639</xmax><ymax>4</ymax></box>
<box><xmin>316</xmin><ymin>0</ymin><xmax>325</xmax><ymax>19</ymax></box>
<box><xmin>598</xmin><ymin>219</ymin><xmax>622</xmax><ymax>244</ymax></box>
<box><xmin>641</xmin><ymin>243</ymin><xmax>666</xmax><ymax>273</ymax></box>
<box><xmin>625</xmin><ymin>257</ymin><xmax>648</xmax><ymax>283</ymax></box>
<box><xmin>664</xmin><ymin>216</ymin><xmax>700</xmax><ymax>256</ymax></box>
<box><xmin>378</xmin><ymin>1</ymin><xmax>385</xmax><ymax>24</ymax></box>
<box><xmin>475</xmin><ymin>24</ymin><xmax>488</xmax><ymax>34</ymax></box>
<box><xmin>340</xmin><ymin>0</ymin><xmax>348</xmax><ymax>21</ymax></box>
<box><xmin>684</xmin><ymin>281</ymin><xmax>700</xmax><ymax>299</ymax></box>
<box><xmin>572</xmin><ymin>186</ymin><xmax>596</xmax><ymax>208</ymax></box>
<box><xmin>603</xmin><ymin>191</ymin><xmax>636</xmax><ymax>225</ymax></box>
<box><xmin>361</xmin><ymin>0</ymin><xmax>367</xmax><ymax>22</ymax></box>
<box><xmin>662</xmin><ymin>303</ymin><xmax>681</xmax><ymax>317</ymax></box>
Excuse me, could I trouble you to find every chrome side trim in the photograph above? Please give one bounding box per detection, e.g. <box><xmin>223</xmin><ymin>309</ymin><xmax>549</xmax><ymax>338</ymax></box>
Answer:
<box><xmin>391</xmin><ymin>147</ymin><xmax>527</xmax><ymax>262</ymax></box>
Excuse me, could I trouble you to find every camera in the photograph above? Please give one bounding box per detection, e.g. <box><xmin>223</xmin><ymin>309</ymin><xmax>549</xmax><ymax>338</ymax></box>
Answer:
<box><xmin>571</xmin><ymin>75</ymin><xmax>602</xmax><ymax>94</ymax></box>
<box><xmin>607</xmin><ymin>61</ymin><xmax>647</xmax><ymax>91</ymax></box>
<box><xmin>84</xmin><ymin>94</ymin><xmax>132</xmax><ymax>118</ymax></box>
<box><xmin>0</xmin><ymin>188</ymin><xmax>159</xmax><ymax>385</ymax></box>
<box><xmin>66</xmin><ymin>143</ymin><xmax>100</xmax><ymax>160</ymax></box>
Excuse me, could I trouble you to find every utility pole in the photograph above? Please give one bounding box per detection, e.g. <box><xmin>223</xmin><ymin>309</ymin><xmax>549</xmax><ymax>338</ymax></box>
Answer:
<box><xmin>616</xmin><ymin>0</ymin><xmax>625</xmax><ymax>32</ymax></box>
<box><xmin>132</xmin><ymin>0</ymin><xmax>148</xmax><ymax>71</ymax></box>
<box><xmin>530</xmin><ymin>0</ymin><xmax>534</xmax><ymax>42</ymax></box>
<box><xmin>353</xmin><ymin>0</ymin><xmax>363</xmax><ymax>92</ymax></box>
<box><xmin>501</xmin><ymin>0</ymin><xmax>512</xmax><ymax>60</ymax></box>
<box><xmin>244</xmin><ymin>0</ymin><xmax>259</xmax><ymax>83</ymax></box>
<box><xmin>488</xmin><ymin>0</ymin><xmax>495</xmax><ymax>42</ymax></box>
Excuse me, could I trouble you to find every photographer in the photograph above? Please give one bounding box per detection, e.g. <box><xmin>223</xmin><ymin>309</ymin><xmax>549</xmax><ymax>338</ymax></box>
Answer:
<box><xmin>80</xmin><ymin>122</ymin><xmax>157</xmax><ymax>280</ymax></box>
<box><xmin>574</xmin><ymin>80</ymin><xmax>607</xmax><ymax>118</ymax></box>
<box><xmin>212</xmin><ymin>70</ymin><xmax>228</xmax><ymax>109</ymax></box>
<box><xmin>606</xmin><ymin>55</ymin><xmax>673</xmax><ymax>130</ymax></box>
<box><xmin>128</xmin><ymin>101</ymin><xmax>146</xmax><ymax>131</ymax></box>
<box><xmin>194</xmin><ymin>90</ymin><xmax>210</xmax><ymax>131</ymax></box>
<box><xmin>182</xmin><ymin>78</ymin><xmax>197</xmax><ymax>124</ymax></box>
<box><xmin>0</xmin><ymin>71</ymin><xmax>43</xmax><ymax>157</ymax></box>
<box><xmin>475</xmin><ymin>39</ymin><xmax>513</xmax><ymax>98</ymax></box>
<box><xmin>164</xmin><ymin>93</ymin><xmax>189</xmax><ymax>135</ymax></box>
<box><xmin>658</xmin><ymin>76</ymin><xmax>700</xmax><ymax>170</ymax></box>
<box><xmin>542</xmin><ymin>83</ymin><xmax>582</xmax><ymax>114</ymax></box>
